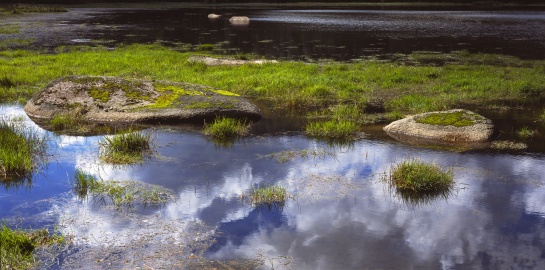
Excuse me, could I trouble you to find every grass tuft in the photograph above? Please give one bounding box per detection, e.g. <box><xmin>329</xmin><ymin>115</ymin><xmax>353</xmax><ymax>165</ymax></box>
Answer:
<box><xmin>516</xmin><ymin>126</ymin><xmax>537</xmax><ymax>140</ymax></box>
<box><xmin>305</xmin><ymin>120</ymin><xmax>359</xmax><ymax>140</ymax></box>
<box><xmin>74</xmin><ymin>170</ymin><xmax>172</xmax><ymax>207</ymax></box>
<box><xmin>204</xmin><ymin>117</ymin><xmax>249</xmax><ymax>139</ymax></box>
<box><xmin>99</xmin><ymin>130</ymin><xmax>153</xmax><ymax>164</ymax></box>
<box><xmin>0</xmin><ymin>119</ymin><xmax>47</xmax><ymax>180</ymax></box>
<box><xmin>384</xmin><ymin>158</ymin><xmax>454</xmax><ymax>193</ymax></box>
<box><xmin>250</xmin><ymin>184</ymin><xmax>287</xmax><ymax>207</ymax></box>
<box><xmin>0</xmin><ymin>224</ymin><xmax>65</xmax><ymax>269</ymax></box>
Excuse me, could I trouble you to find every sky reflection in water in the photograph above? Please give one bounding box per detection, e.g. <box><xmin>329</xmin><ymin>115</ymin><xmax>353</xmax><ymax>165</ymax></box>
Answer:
<box><xmin>1</xmin><ymin>105</ymin><xmax>545</xmax><ymax>269</ymax></box>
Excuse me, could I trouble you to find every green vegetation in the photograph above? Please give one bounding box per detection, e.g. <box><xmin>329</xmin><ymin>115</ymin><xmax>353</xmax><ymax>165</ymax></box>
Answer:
<box><xmin>204</xmin><ymin>117</ymin><xmax>249</xmax><ymax>139</ymax></box>
<box><xmin>384</xmin><ymin>158</ymin><xmax>454</xmax><ymax>193</ymax></box>
<box><xmin>491</xmin><ymin>140</ymin><xmax>527</xmax><ymax>150</ymax></box>
<box><xmin>0</xmin><ymin>224</ymin><xmax>65</xmax><ymax>269</ymax></box>
<box><xmin>0</xmin><ymin>24</ymin><xmax>20</xmax><ymax>35</ymax></box>
<box><xmin>1</xmin><ymin>45</ymin><xmax>543</xmax><ymax>114</ymax></box>
<box><xmin>305</xmin><ymin>120</ymin><xmax>359</xmax><ymax>140</ymax></box>
<box><xmin>0</xmin><ymin>119</ymin><xmax>47</xmax><ymax>180</ymax></box>
<box><xmin>415</xmin><ymin>110</ymin><xmax>482</xmax><ymax>127</ymax></box>
<box><xmin>49</xmin><ymin>106</ymin><xmax>88</xmax><ymax>132</ymax></box>
<box><xmin>98</xmin><ymin>130</ymin><xmax>153</xmax><ymax>164</ymax></box>
<box><xmin>6</xmin><ymin>4</ymin><xmax>67</xmax><ymax>14</ymax></box>
<box><xmin>541</xmin><ymin>110</ymin><xmax>545</xmax><ymax>122</ymax></box>
<box><xmin>517</xmin><ymin>126</ymin><xmax>537</xmax><ymax>140</ymax></box>
<box><xmin>250</xmin><ymin>184</ymin><xmax>288</xmax><ymax>207</ymax></box>
<box><xmin>263</xmin><ymin>148</ymin><xmax>336</xmax><ymax>163</ymax></box>
<box><xmin>74</xmin><ymin>170</ymin><xmax>172</xmax><ymax>207</ymax></box>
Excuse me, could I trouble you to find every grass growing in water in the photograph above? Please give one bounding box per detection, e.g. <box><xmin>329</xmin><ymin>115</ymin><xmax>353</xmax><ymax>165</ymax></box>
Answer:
<box><xmin>250</xmin><ymin>184</ymin><xmax>288</xmax><ymax>207</ymax></box>
<box><xmin>305</xmin><ymin>120</ymin><xmax>359</xmax><ymax>140</ymax></box>
<box><xmin>0</xmin><ymin>119</ymin><xmax>47</xmax><ymax>179</ymax></box>
<box><xmin>74</xmin><ymin>170</ymin><xmax>172</xmax><ymax>207</ymax></box>
<box><xmin>262</xmin><ymin>148</ymin><xmax>336</xmax><ymax>163</ymax></box>
<box><xmin>385</xmin><ymin>158</ymin><xmax>454</xmax><ymax>193</ymax></box>
<box><xmin>99</xmin><ymin>130</ymin><xmax>153</xmax><ymax>164</ymax></box>
<box><xmin>517</xmin><ymin>126</ymin><xmax>537</xmax><ymax>139</ymax></box>
<box><xmin>204</xmin><ymin>117</ymin><xmax>249</xmax><ymax>139</ymax></box>
<box><xmin>0</xmin><ymin>224</ymin><xmax>65</xmax><ymax>269</ymax></box>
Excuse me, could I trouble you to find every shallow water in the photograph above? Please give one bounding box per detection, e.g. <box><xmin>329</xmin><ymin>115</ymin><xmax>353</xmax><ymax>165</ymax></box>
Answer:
<box><xmin>2</xmin><ymin>7</ymin><xmax>545</xmax><ymax>60</ymax></box>
<box><xmin>2</xmin><ymin>104</ymin><xmax>545</xmax><ymax>269</ymax></box>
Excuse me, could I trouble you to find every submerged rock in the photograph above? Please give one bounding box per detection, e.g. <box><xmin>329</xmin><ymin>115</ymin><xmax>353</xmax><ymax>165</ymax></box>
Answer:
<box><xmin>208</xmin><ymin>13</ymin><xmax>221</xmax><ymax>19</ymax></box>
<box><xmin>383</xmin><ymin>109</ymin><xmax>494</xmax><ymax>147</ymax></box>
<box><xmin>229</xmin><ymin>16</ymin><xmax>250</xmax><ymax>25</ymax></box>
<box><xmin>188</xmin><ymin>55</ymin><xmax>278</xmax><ymax>66</ymax></box>
<box><xmin>24</xmin><ymin>76</ymin><xmax>262</xmax><ymax>125</ymax></box>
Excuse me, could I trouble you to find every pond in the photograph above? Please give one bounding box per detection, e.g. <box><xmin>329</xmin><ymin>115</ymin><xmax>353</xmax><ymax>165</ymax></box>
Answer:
<box><xmin>3</xmin><ymin>7</ymin><xmax>545</xmax><ymax>60</ymax></box>
<box><xmin>2</xmin><ymin>5</ymin><xmax>545</xmax><ymax>269</ymax></box>
<box><xmin>1</xmin><ymin>104</ymin><xmax>545</xmax><ymax>269</ymax></box>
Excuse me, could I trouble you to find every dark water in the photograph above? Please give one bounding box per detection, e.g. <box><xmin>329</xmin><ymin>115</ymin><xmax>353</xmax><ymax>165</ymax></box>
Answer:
<box><xmin>4</xmin><ymin>7</ymin><xmax>545</xmax><ymax>60</ymax></box>
<box><xmin>2</xmin><ymin>105</ymin><xmax>545</xmax><ymax>269</ymax></box>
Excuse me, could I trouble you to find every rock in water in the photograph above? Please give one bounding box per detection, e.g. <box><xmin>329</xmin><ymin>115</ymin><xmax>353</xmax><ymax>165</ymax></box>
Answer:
<box><xmin>383</xmin><ymin>109</ymin><xmax>494</xmax><ymax>147</ymax></box>
<box><xmin>24</xmin><ymin>76</ymin><xmax>262</xmax><ymax>125</ymax></box>
<box><xmin>229</xmin><ymin>16</ymin><xmax>250</xmax><ymax>25</ymax></box>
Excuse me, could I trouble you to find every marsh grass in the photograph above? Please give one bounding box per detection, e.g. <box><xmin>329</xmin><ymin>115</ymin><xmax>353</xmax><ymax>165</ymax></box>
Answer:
<box><xmin>74</xmin><ymin>170</ymin><xmax>172</xmax><ymax>207</ymax></box>
<box><xmin>491</xmin><ymin>140</ymin><xmax>527</xmax><ymax>150</ymax></box>
<box><xmin>9</xmin><ymin>4</ymin><xmax>67</xmax><ymax>14</ymax></box>
<box><xmin>0</xmin><ymin>119</ymin><xmax>47</xmax><ymax>180</ymax></box>
<box><xmin>517</xmin><ymin>126</ymin><xmax>537</xmax><ymax>139</ymax></box>
<box><xmin>99</xmin><ymin>130</ymin><xmax>153</xmax><ymax>164</ymax></box>
<box><xmin>263</xmin><ymin>148</ymin><xmax>336</xmax><ymax>163</ymax></box>
<box><xmin>305</xmin><ymin>120</ymin><xmax>359</xmax><ymax>140</ymax></box>
<box><xmin>250</xmin><ymin>184</ymin><xmax>288</xmax><ymax>208</ymax></box>
<box><xmin>0</xmin><ymin>224</ymin><xmax>65</xmax><ymax>269</ymax></box>
<box><xmin>384</xmin><ymin>159</ymin><xmax>454</xmax><ymax>194</ymax></box>
<box><xmin>49</xmin><ymin>106</ymin><xmax>88</xmax><ymax>133</ymax></box>
<box><xmin>0</xmin><ymin>24</ymin><xmax>20</xmax><ymax>35</ymax></box>
<box><xmin>204</xmin><ymin>117</ymin><xmax>249</xmax><ymax>139</ymax></box>
<box><xmin>1</xmin><ymin>44</ymin><xmax>545</xmax><ymax>129</ymax></box>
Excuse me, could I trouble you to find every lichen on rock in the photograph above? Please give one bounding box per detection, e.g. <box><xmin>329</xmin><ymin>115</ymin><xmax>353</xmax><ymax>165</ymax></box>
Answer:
<box><xmin>24</xmin><ymin>76</ymin><xmax>262</xmax><ymax>129</ymax></box>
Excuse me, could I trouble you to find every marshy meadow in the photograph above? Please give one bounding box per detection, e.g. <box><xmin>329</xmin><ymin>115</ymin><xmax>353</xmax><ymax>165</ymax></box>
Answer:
<box><xmin>1</xmin><ymin>2</ymin><xmax>545</xmax><ymax>269</ymax></box>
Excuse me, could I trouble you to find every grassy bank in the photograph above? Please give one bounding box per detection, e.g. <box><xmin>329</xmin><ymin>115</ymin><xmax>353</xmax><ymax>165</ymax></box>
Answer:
<box><xmin>0</xmin><ymin>224</ymin><xmax>65</xmax><ymax>269</ymax></box>
<box><xmin>1</xmin><ymin>44</ymin><xmax>544</xmax><ymax>122</ymax></box>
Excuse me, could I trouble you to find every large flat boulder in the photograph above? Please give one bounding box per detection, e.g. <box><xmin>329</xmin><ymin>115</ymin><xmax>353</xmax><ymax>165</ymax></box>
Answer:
<box><xmin>383</xmin><ymin>109</ymin><xmax>494</xmax><ymax>147</ymax></box>
<box><xmin>24</xmin><ymin>76</ymin><xmax>262</xmax><ymax>124</ymax></box>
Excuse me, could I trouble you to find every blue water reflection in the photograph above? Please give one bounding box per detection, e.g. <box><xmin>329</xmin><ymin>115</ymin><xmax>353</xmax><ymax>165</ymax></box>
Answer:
<box><xmin>1</xmin><ymin>105</ymin><xmax>545</xmax><ymax>269</ymax></box>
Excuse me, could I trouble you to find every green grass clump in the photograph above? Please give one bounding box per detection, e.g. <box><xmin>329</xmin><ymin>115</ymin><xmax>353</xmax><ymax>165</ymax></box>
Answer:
<box><xmin>204</xmin><ymin>117</ymin><xmax>249</xmax><ymax>139</ymax></box>
<box><xmin>415</xmin><ymin>111</ymin><xmax>481</xmax><ymax>127</ymax></box>
<box><xmin>385</xmin><ymin>159</ymin><xmax>454</xmax><ymax>193</ymax></box>
<box><xmin>491</xmin><ymin>140</ymin><xmax>527</xmax><ymax>150</ymax></box>
<box><xmin>0</xmin><ymin>119</ymin><xmax>47</xmax><ymax>179</ymax></box>
<box><xmin>74</xmin><ymin>170</ymin><xmax>172</xmax><ymax>207</ymax></box>
<box><xmin>9</xmin><ymin>4</ymin><xmax>67</xmax><ymax>14</ymax></box>
<box><xmin>0</xmin><ymin>224</ymin><xmax>65</xmax><ymax>269</ymax></box>
<box><xmin>0</xmin><ymin>24</ymin><xmax>20</xmax><ymax>35</ymax></box>
<box><xmin>250</xmin><ymin>184</ymin><xmax>287</xmax><ymax>207</ymax></box>
<box><xmin>99</xmin><ymin>131</ymin><xmax>153</xmax><ymax>164</ymax></box>
<box><xmin>305</xmin><ymin>120</ymin><xmax>359</xmax><ymax>140</ymax></box>
<box><xmin>517</xmin><ymin>126</ymin><xmax>537</xmax><ymax>139</ymax></box>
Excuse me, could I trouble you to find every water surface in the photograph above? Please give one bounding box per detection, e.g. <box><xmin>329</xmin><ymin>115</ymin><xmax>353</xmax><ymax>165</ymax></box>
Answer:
<box><xmin>1</xmin><ymin>105</ymin><xmax>545</xmax><ymax>269</ymax></box>
<box><xmin>3</xmin><ymin>7</ymin><xmax>545</xmax><ymax>60</ymax></box>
